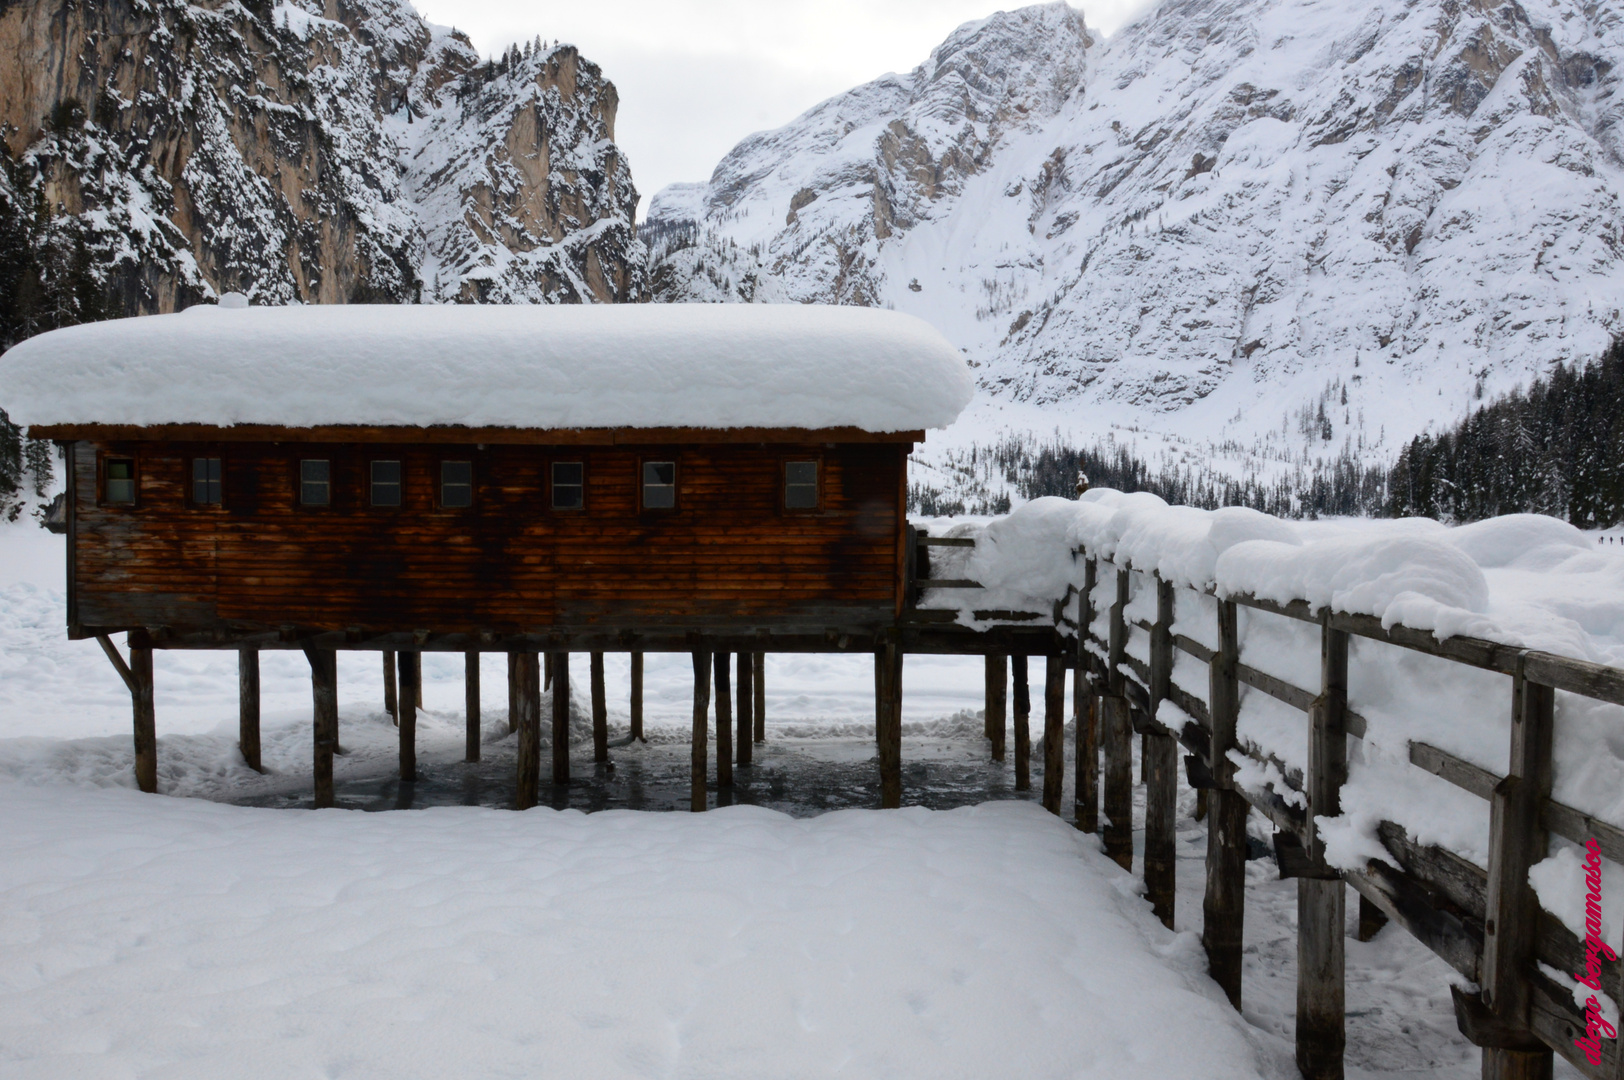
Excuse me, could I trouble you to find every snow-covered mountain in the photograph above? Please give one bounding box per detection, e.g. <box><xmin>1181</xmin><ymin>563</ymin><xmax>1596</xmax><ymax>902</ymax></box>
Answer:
<box><xmin>0</xmin><ymin>0</ymin><xmax>643</xmax><ymax>313</ymax></box>
<box><xmin>645</xmin><ymin>0</ymin><xmax>1624</xmax><ymax>490</ymax></box>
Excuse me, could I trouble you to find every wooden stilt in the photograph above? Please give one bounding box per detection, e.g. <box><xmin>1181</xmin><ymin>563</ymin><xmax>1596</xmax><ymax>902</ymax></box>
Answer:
<box><xmin>691</xmin><ymin>651</ymin><xmax>711</xmax><ymax>811</ymax></box>
<box><xmin>507</xmin><ymin>652</ymin><xmax>519</xmax><ymax>736</ymax></box>
<box><xmin>630</xmin><ymin>652</ymin><xmax>645</xmax><ymax>742</ymax></box>
<box><xmin>383</xmin><ymin>648</ymin><xmax>398</xmax><ymax>725</ymax></box>
<box><xmin>1042</xmin><ymin>655</ymin><xmax>1065</xmax><ymax>814</ymax></box>
<box><xmin>1012</xmin><ymin>654</ymin><xmax>1031</xmax><ymax>791</ymax></box>
<box><xmin>305</xmin><ymin>647</ymin><xmax>337</xmax><ymax>809</ymax></box>
<box><xmin>464</xmin><ymin>651</ymin><xmax>480</xmax><ymax>763</ymax></box>
<box><xmin>714</xmin><ymin>650</ymin><xmax>733</xmax><ymax>787</ymax></box>
<box><xmin>1075</xmin><ymin>563</ymin><xmax>1098</xmax><ymax>833</ymax></box>
<box><xmin>985</xmin><ymin>654</ymin><xmax>1007</xmax><ymax>762</ymax></box>
<box><xmin>1203</xmin><ymin>598</ymin><xmax>1247</xmax><ymax>1010</ymax></box>
<box><xmin>1102</xmin><ymin>566</ymin><xmax>1133</xmax><ymax>870</ymax></box>
<box><xmin>1296</xmin><ymin>618</ymin><xmax>1349</xmax><ymax>1080</ymax></box>
<box><xmin>551</xmin><ymin>652</ymin><xmax>570</xmax><ymax>786</ymax></box>
<box><xmin>877</xmin><ymin>639</ymin><xmax>902</xmax><ymax>809</ymax></box>
<box><xmin>239</xmin><ymin>646</ymin><xmax>262</xmax><ymax>773</ymax></box>
<box><xmin>753</xmin><ymin>653</ymin><xmax>765</xmax><ymax>742</ymax></box>
<box><xmin>514</xmin><ymin>652</ymin><xmax>541</xmax><ymax>810</ymax></box>
<box><xmin>736</xmin><ymin>652</ymin><xmax>753</xmax><ymax>766</ymax></box>
<box><xmin>1145</xmin><ymin>575</ymin><xmax>1178</xmax><ymax>929</ymax></box>
<box><xmin>397</xmin><ymin>650</ymin><xmax>418</xmax><ymax>782</ymax></box>
<box><xmin>874</xmin><ymin>649</ymin><xmax>883</xmax><ymax>748</ymax></box>
<box><xmin>591</xmin><ymin>651</ymin><xmax>608</xmax><ymax>764</ymax></box>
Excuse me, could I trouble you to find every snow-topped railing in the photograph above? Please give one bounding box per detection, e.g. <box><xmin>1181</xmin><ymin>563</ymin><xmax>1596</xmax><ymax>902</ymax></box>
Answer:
<box><xmin>920</xmin><ymin>492</ymin><xmax>1624</xmax><ymax>1079</ymax></box>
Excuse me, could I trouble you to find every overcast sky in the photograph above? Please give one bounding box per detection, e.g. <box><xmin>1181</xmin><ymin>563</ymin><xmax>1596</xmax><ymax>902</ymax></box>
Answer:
<box><xmin>410</xmin><ymin>1</ymin><xmax>1154</xmax><ymax>215</ymax></box>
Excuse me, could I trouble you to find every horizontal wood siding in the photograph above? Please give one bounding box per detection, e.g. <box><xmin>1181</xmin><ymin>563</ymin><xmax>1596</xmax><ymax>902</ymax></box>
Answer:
<box><xmin>71</xmin><ymin>439</ymin><xmax>905</xmax><ymax>635</ymax></box>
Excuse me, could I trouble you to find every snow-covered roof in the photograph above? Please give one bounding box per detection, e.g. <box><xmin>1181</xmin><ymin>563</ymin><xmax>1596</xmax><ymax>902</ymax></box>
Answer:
<box><xmin>0</xmin><ymin>303</ymin><xmax>973</xmax><ymax>433</ymax></box>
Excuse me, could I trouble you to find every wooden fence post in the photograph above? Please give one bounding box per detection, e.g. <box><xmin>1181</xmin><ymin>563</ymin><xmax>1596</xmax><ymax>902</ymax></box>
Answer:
<box><xmin>691</xmin><ymin>651</ymin><xmax>711</xmax><ymax>811</ymax></box>
<box><xmin>1297</xmin><ymin>617</ymin><xmax>1349</xmax><ymax>1080</ymax></box>
<box><xmin>986</xmin><ymin>654</ymin><xmax>1008</xmax><ymax>762</ymax></box>
<box><xmin>753</xmin><ymin>653</ymin><xmax>766</xmax><ymax>742</ymax></box>
<box><xmin>465</xmin><ymin>651</ymin><xmax>480</xmax><ymax>763</ymax></box>
<box><xmin>1203</xmin><ymin>597</ymin><xmax>1247</xmax><ymax>1010</ymax></box>
<box><xmin>1145</xmin><ymin>574</ymin><xmax>1178</xmax><ymax>929</ymax></box>
<box><xmin>1102</xmin><ymin>565</ymin><xmax>1134</xmax><ymax>870</ymax></box>
<box><xmin>715</xmin><ymin>650</ymin><xmax>733</xmax><ymax>787</ymax></box>
<box><xmin>305</xmin><ymin>647</ymin><xmax>337</xmax><ymax>809</ymax></box>
<box><xmin>591</xmin><ymin>651</ymin><xmax>609</xmax><ymax>764</ymax></box>
<box><xmin>1042</xmin><ymin>654</ymin><xmax>1066</xmax><ymax>814</ymax></box>
<box><xmin>551</xmin><ymin>652</ymin><xmax>570</xmax><ymax>787</ymax></box>
<box><xmin>514</xmin><ymin>652</ymin><xmax>541</xmax><ymax>809</ymax></box>
<box><xmin>1475</xmin><ymin>657</ymin><xmax>1556</xmax><ymax>1079</ymax></box>
<box><xmin>383</xmin><ymin>648</ymin><xmax>398</xmax><ymax>725</ymax></box>
<box><xmin>1013</xmin><ymin>653</ymin><xmax>1031</xmax><ymax>791</ymax></box>
<box><xmin>1076</xmin><ymin>561</ymin><xmax>1098</xmax><ymax>833</ymax></box>
<box><xmin>737</xmin><ymin>652</ymin><xmax>753</xmax><ymax>766</ymax></box>
<box><xmin>878</xmin><ymin>639</ymin><xmax>903</xmax><ymax>808</ymax></box>
<box><xmin>397</xmin><ymin>650</ymin><xmax>418</xmax><ymax>782</ymax></box>
<box><xmin>239</xmin><ymin>646</ymin><xmax>262</xmax><ymax>773</ymax></box>
<box><xmin>630</xmin><ymin>652</ymin><xmax>645</xmax><ymax>742</ymax></box>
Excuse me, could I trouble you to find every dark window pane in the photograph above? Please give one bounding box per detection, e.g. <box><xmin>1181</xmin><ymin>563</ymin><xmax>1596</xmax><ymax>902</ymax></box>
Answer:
<box><xmin>106</xmin><ymin>459</ymin><xmax>135</xmax><ymax>504</ymax></box>
<box><xmin>785</xmin><ymin>460</ymin><xmax>818</xmax><ymax>509</ymax></box>
<box><xmin>192</xmin><ymin>457</ymin><xmax>222</xmax><ymax>505</ymax></box>
<box><xmin>642</xmin><ymin>461</ymin><xmax>676</xmax><ymax>509</ymax></box>
<box><xmin>441</xmin><ymin>460</ymin><xmax>473</xmax><ymax>508</ymax></box>
<box><xmin>300</xmin><ymin>459</ymin><xmax>330</xmax><ymax>507</ymax></box>
<box><xmin>371</xmin><ymin>460</ymin><xmax>401</xmax><ymax>507</ymax></box>
<box><xmin>552</xmin><ymin>461</ymin><xmax>584</xmax><ymax>509</ymax></box>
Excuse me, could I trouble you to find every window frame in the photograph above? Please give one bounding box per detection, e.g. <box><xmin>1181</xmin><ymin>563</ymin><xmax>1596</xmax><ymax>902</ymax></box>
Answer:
<box><xmin>101</xmin><ymin>454</ymin><xmax>138</xmax><ymax>508</ymax></box>
<box><xmin>439</xmin><ymin>459</ymin><xmax>475</xmax><ymax>510</ymax></box>
<box><xmin>298</xmin><ymin>457</ymin><xmax>333</xmax><ymax>510</ymax></box>
<box><xmin>781</xmin><ymin>457</ymin><xmax>823</xmax><ymax>514</ymax></box>
<box><xmin>639</xmin><ymin>457</ymin><xmax>679</xmax><ymax>513</ymax></box>
<box><xmin>369</xmin><ymin>458</ymin><xmax>404</xmax><ymax>509</ymax></box>
<box><xmin>189</xmin><ymin>454</ymin><xmax>224</xmax><ymax>509</ymax></box>
<box><xmin>550</xmin><ymin>460</ymin><xmax>586</xmax><ymax>512</ymax></box>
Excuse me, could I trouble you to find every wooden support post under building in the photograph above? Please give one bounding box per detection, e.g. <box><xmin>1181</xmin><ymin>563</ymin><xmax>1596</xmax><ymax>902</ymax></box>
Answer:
<box><xmin>383</xmin><ymin>648</ymin><xmax>398</xmax><ymax>725</ymax></box>
<box><xmin>1012</xmin><ymin>654</ymin><xmax>1031</xmax><ymax>791</ymax></box>
<box><xmin>464</xmin><ymin>651</ymin><xmax>480</xmax><ymax>763</ymax></box>
<box><xmin>1042</xmin><ymin>655</ymin><xmax>1066</xmax><ymax>815</ymax></box>
<box><xmin>985</xmin><ymin>654</ymin><xmax>1007</xmax><ymax>762</ymax></box>
<box><xmin>305</xmin><ymin>647</ymin><xmax>337</xmax><ymax>809</ymax></box>
<box><xmin>514</xmin><ymin>652</ymin><xmax>541</xmax><ymax>810</ymax></box>
<box><xmin>753</xmin><ymin>653</ymin><xmax>766</xmax><ymax>743</ymax></box>
<box><xmin>877</xmin><ymin>639</ymin><xmax>903</xmax><ymax>809</ymax></box>
<box><xmin>551</xmin><ymin>652</ymin><xmax>570</xmax><ymax>787</ymax></box>
<box><xmin>1144</xmin><ymin>575</ymin><xmax>1178</xmax><ymax>929</ymax></box>
<box><xmin>691</xmin><ymin>651</ymin><xmax>711</xmax><ymax>812</ymax></box>
<box><xmin>591</xmin><ymin>652</ymin><xmax>609</xmax><ymax>764</ymax></box>
<box><xmin>1473</xmin><ymin>659</ymin><xmax>1556</xmax><ymax>1080</ymax></box>
<box><xmin>1203</xmin><ymin>597</ymin><xmax>1247</xmax><ymax>1010</ymax></box>
<box><xmin>397</xmin><ymin>650</ymin><xmax>419</xmax><ymax>782</ymax></box>
<box><xmin>239</xmin><ymin>646</ymin><xmax>262</xmax><ymax>773</ymax></box>
<box><xmin>1296</xmin><ymin>616</ymin><xmax>1349</xmax><ymax>1080</ymax></box>
<box><xmin>1075</xmin><ymin>561</ymin><xmax>1098</xmax><ymax>833</ymax></box>
<box><xmin>715</xmin><ymin>650</ymin><xmax>733</xmax><ymax>787</ymax></box>
<box><xmin>736</xmin><ymin>652</ymin><xmax>753</xmax><ymax>767</ymax></box>
<box><xmin>630</xmin><ymin>652</ymin><xmax>645</xmax><ymax>742</ymax></box>
<box><xmin>1102</xmin><ymin>566</ymin><xmax>1133</xmax><ymax>871</ymax></box>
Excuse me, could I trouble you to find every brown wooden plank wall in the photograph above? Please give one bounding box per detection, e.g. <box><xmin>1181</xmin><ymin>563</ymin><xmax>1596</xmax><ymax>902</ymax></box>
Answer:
<box><xmin>71</xmin><ymin>439</ymin><xmax>906</xmax><ymax>635</ymax></box>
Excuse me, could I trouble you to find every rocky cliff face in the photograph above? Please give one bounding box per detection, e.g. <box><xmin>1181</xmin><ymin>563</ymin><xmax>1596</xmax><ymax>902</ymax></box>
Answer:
<box><xmin>646</xmin><ymin>0</ymin><xmax>1624</xmax><ymax>472</ymax></box>
<box><xmin>0</xmin><ymin>0</ymin><xmax>643</xmax><ymax>317</ymax></box>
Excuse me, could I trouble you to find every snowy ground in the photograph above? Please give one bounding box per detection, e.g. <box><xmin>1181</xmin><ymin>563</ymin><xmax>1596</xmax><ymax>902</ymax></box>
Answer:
<box><xmin>0</xmin><ymin>520</ymin><xmax>1585</xmax><ymax>1078</ymax></box>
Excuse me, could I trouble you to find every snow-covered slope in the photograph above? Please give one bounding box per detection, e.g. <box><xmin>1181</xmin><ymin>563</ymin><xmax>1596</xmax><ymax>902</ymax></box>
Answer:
<box><xmin>646</xmin><ymin>0</ymin><xmax>1624</xmax><ymax>481</ymax></box>
<box><xmin>0</xmin><ymin>0</ymin><xmax>643</xmax><ymax>313</ymax></box>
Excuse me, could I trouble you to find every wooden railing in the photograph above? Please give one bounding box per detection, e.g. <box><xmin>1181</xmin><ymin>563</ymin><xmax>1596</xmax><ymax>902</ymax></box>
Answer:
<box><xmin>1073</xmin><ymin>553</ymin><xmax>1624</xmax><ymax>1080</ymax></box>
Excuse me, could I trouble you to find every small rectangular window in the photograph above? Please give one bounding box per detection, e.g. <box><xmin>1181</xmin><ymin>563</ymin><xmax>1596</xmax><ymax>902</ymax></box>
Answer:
<box><xmin>300</xmin><ymin>459</ymin><xmax>330</xmax><ymax>507</ymax></box>
<box><xmin>192</xmin><ymin>457</ymin><xmax>222</xmax><ymax>506</ymax></box>
<box><xmin>371</xmin><ymin>460</ymin><xmax>402</xmax><ymax>507</ymax></box>
<box><xmin>642</xmin><ymin>460</ymin><xmax>676</xmax><ymax>510</ymax></box>
<box><xmin>785</xmin><ymin>460</ymin><xmax>819</xmax><ymax>510</ymax></box>
<box><xmin>105</xmin><ymin>458</ymin><xmax>135</xmax><ymax>505</ymax></box>
<box><xmin>441</xmin><ymin>460</ymin><xmax>473</xmax><ymax>508</ymax></box>
<box><xmin>552</xmin><ymin>461</ymin><xmax>584</xmax><ymax>510</ymax></box>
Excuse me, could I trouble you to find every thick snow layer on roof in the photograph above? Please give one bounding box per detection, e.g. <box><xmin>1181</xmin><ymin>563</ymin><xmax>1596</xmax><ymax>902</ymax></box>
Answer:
<box><xmin>0</xmin><ymin>303</ymin><xmax>973</xmax><ymax>432</ymax></box>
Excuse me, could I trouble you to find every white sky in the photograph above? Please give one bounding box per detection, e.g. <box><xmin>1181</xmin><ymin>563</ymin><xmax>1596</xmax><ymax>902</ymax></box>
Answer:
<box><xmin>409</xmin><ymin>1</ymin><xmax>1155</xmax><ymax>215</ymax></box>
